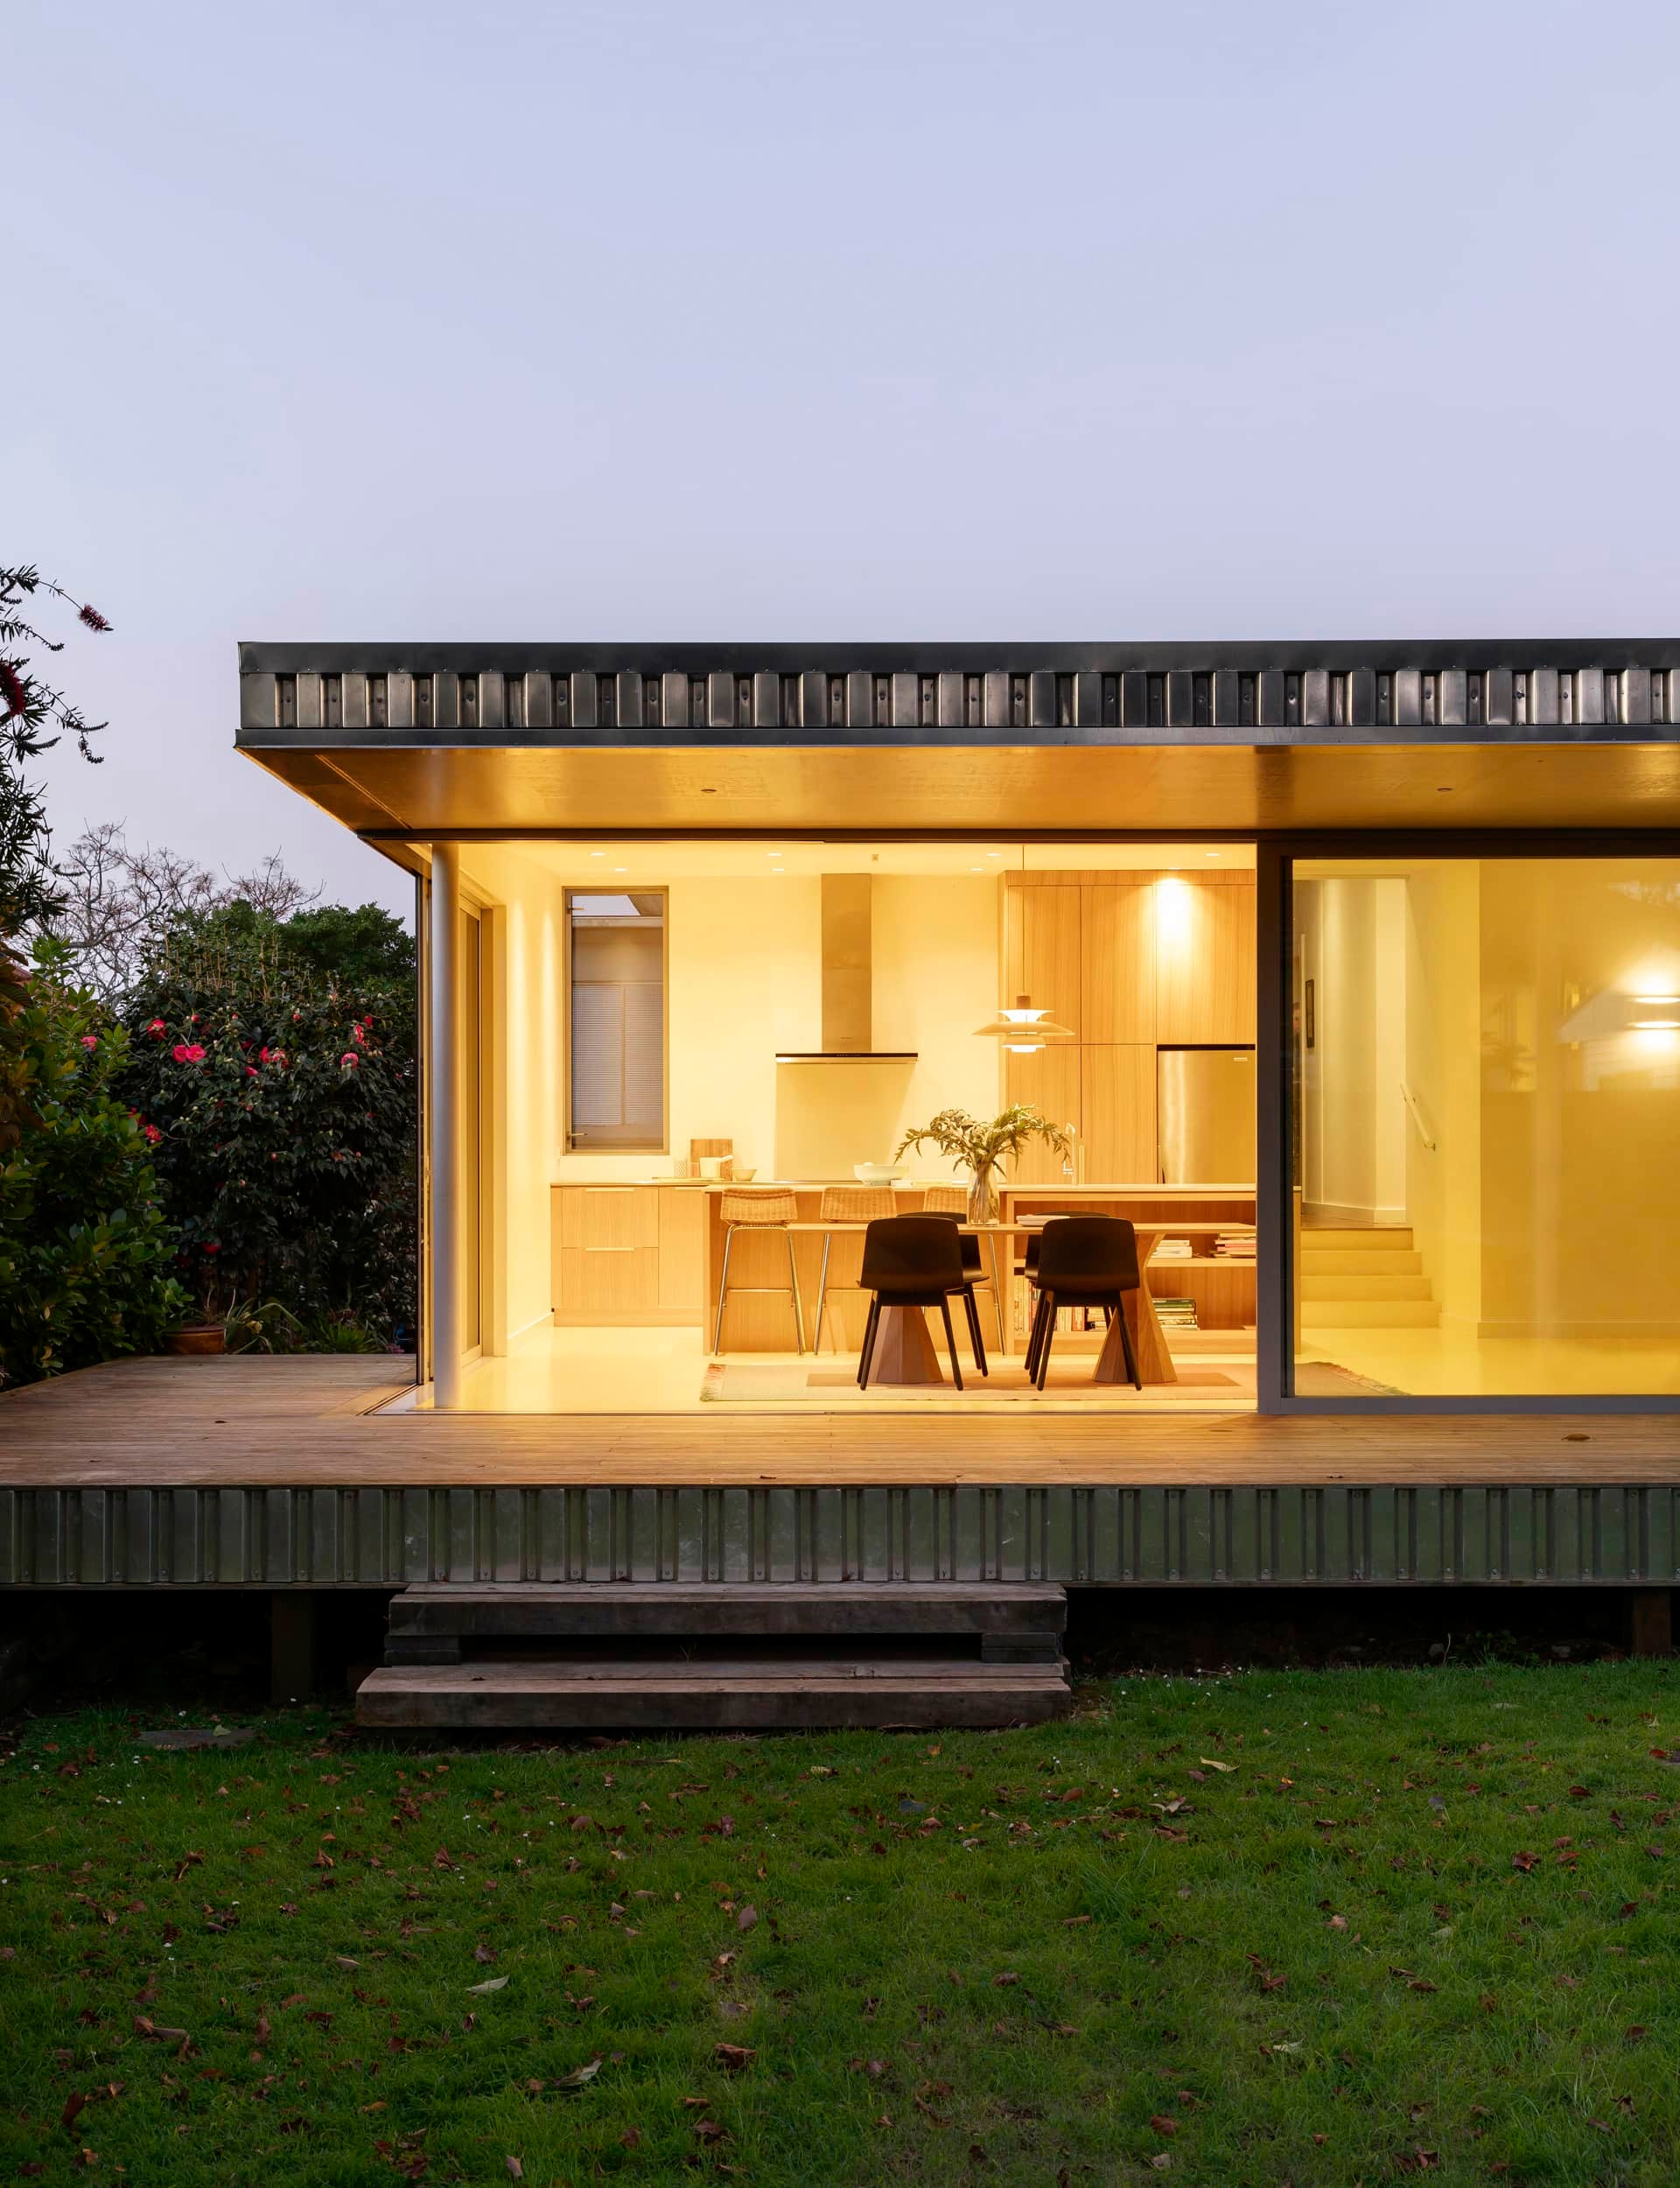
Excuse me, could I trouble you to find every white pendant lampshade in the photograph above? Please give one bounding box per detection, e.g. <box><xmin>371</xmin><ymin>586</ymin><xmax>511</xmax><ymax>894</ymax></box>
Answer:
<box><xmin>973</xmin><ymin>993</ymin><xmax>1075</xmax><ymax>1055</ymax></box>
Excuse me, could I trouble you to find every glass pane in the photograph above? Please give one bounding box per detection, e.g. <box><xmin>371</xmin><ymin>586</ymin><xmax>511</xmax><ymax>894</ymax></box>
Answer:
<box><xmin>1292</xmin><ymin>857</ymin><xmax>1680</xmax><ymax>1397</ymax></box>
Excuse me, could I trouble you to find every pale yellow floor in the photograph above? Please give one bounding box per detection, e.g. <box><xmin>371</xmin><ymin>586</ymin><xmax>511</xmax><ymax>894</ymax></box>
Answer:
<box><xmin>416</xmin><ymin>1322</ymin><xmax>1258</xmax><ymax>1414</ymax></box>
<box><xmin>1302</xmin><ymin>1325</ymin><xmax>1680</xmax><ymax>1398</ymax></box>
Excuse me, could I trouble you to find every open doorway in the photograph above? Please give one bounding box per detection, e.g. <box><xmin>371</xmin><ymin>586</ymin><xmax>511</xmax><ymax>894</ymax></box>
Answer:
<box><xmin>418</xmin><ymin>840</ymin><xmax>1261</xmax><ymax>1413</ymax></box>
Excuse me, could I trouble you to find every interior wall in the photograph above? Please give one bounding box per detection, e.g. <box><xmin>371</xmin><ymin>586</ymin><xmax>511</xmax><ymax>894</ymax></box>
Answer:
<box><xmin>1477</xmin><ymin>860</ymin><xmax>1680</xmax><ymax>1336</ymax></box>
<box><xmin>1403</xmin><ymin>863</ymin><xmax>1482</xmax><ymax>1332</ymax></box>
<box><xmin>1298</xmin><ymin>877</ymin><xmax>1407</xmax><ymax>1224</ymax></box>
<box><xmin>776</xmin><ymin>875</ymin><xmax>1002</xmax><ymax>1181</ymax></box>
<box><xmin>458</xmin><ymin>843</ymin><xmax>568</xmax><ymax>1346</ymax></box>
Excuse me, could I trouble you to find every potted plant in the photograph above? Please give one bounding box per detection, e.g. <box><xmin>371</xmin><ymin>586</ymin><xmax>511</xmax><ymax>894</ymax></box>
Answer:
<box><xmin>894</xmin><ymin>1105</ymin><xmax>1070</xmax><ymax>1225</ymax></box>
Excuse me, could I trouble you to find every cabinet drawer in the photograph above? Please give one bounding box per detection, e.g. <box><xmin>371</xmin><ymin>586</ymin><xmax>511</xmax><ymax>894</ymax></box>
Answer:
<box><xmin>559</xmin><ymin>1246</ymin><xmax>661</xmax><ymax>1313</ymax></box>
<box><xmin>559</xmin><ymin>1186</ymin><xmax>659</xmax><ymax>1251</ymax></box>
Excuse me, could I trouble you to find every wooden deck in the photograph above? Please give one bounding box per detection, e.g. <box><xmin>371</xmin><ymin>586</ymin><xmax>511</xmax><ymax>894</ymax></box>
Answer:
<box><xmin>3</xmin><ymin>1355</ymin><xmax>1678</xmax><ymax>1488</ymax></box>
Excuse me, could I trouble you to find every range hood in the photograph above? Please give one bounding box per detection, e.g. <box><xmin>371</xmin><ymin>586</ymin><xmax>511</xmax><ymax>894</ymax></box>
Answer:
<box><xmin>775</xmin><ymin>874</ymin><xmax>917</xmax><ymax>1062</ymax></box>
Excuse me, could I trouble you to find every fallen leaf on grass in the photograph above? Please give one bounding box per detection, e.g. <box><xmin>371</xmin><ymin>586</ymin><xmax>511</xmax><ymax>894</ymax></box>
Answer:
<box><xmin>619</xmin><ymin>2128</ymin><xmax>641</xmax><ymax>2149</ymax></box>
<box><xmin>1511</xmin><ymin>1850</ymin><xmax>1538</xmax><ymax>1873</ymax></box>
<box><xmin>61</xmin><ymin>2093</ymin><xmax>88</xmax><ymax>2132</ymax></box>
<box><xmin>694</xmin><ymin>2119</ymin><xmax>729</xmax><ymax>2145</ymax></box>
<box><xmin>505</xmin><ymin>2161</ymin><xmax>523</xmax><ymax>2181</ymax></box>
<box><xmin>713</xmin><ymin>2044</ymin><xmax>756</xmax><ymax>2072</ymax></box>
<box><xmin>1150</xmin><ymin>2114</ymin><xmax>1179</xmax><ymax>2135</ymax></box>
<box><xmin>1625</xmin><ymin>2025</ymin><xmax>1648</xmax><ymax>2043</ymax></box>
<box><xmin>466</xmin><ymin>1975</ymin><xmax>509</xmax><ymax>1995</ymax></box>
<box><xmin>1327</xmin><ymin>1914</ymin><xmax>1348</xmax><ymax>1930</ymax></box>
<box><xmin>554</xmin><ymin>2060</ymin><xmax>600</xmax><ymax>2090</ymax></box>
<box><xmin>474</xmin><ymin>1944</ymin><xmax>497</xmax><ymax>1963</ymax></box>
<box><xmin>1197</xmin><ymin>1758</ymin><xmax>1236</xmax><ymax>1773</ymax></box>
<box><xmin>992</xmin><ymin>1972</ymin><xmax>1019</xmax><ymax>1988</ymax></box>
<box><xmin>736</xmin><ymin>1904</ymin><xmax>758</xmax><ymax>1933</ymax></box>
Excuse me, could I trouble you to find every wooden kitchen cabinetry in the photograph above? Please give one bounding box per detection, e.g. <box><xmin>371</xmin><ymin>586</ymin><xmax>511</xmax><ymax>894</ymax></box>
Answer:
<box><xmin>1003</xmin><ymin>873</ymin><xmax>1256</xmax><ymax>1182</ymax></box>
<box><xmin>550</xmin><ymin>1184</ymin><xmax>706</xmax><ymax>1324</ymax></box>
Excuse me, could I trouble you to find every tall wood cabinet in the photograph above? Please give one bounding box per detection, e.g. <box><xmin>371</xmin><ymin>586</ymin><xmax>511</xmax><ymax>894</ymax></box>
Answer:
<box><xmin>550</xmin><ymin>1184</ymin><xmax>706</xmax><ymax>1324</ymax></box>
<box><xmin>1003</xmin><ymin>873</ymin><xmax>1255</xmax><ymax>1182</ymax></box>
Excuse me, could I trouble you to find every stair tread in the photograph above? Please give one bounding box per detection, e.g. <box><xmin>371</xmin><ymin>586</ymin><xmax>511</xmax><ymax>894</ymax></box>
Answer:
<box><xmin>397</xmin><ymin>1583</ymin><xmax>1064</xmax><ymax>1602</ymax></box>
<box><xmin>364</xmin><ymin>1662</ymin><xmax>1066</xmax><ymax>1691</ymax></box>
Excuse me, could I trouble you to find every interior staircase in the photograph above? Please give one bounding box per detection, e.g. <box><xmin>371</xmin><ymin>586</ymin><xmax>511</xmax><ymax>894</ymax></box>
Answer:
<box><xmin>355</xmin><ymin>1583</ymin><xmax>1071</xmax><ymax>1731</ymax></box>
<box><xmin>1299</xmin><ymin>1225</ymin><xmax>1439</xmax><ymax>1329</ymax></box>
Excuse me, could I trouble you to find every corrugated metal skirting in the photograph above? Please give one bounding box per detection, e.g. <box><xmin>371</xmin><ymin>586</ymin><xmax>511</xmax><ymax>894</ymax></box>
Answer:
<box><xmin>2</xmin><ymin>1484</ymin><xmax>1676</xmax><ymax>1589</ymax></box>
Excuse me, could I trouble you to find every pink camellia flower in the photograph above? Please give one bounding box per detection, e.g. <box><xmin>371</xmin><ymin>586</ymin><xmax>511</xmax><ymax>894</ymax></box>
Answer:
<box><xmin>80</xmin><ymin>1033</ymin><xmax>98</xmax><ymax>1050</ymax></box>
<box><xmin>340</xmin><ymin>1051</ymin><xmax>360</xmax><ymax>1069</ymax></box>
<box><xmin>245</xmin><ymin>1065</ymin><xmax>258</xmax><ymax>1077</ymax></box>
<box><xmin>172</xmin><ymin>1043</ymin><xmax>191</xmax><ymax>1062</ymax></box>
<box><xmin>270</xmin><ymin>1048</ymin><xmax>287</xmax><ymax>1068</ymax></box>
<box><xmin>189</xmin><ymin>1013</ymin><xmax>200</xmax><ymax>1026</ymax></box>
<box><xmin>172</xmin><ymin>1041</ymin><xmax>206</xmax><ymax>1063</ymax></box>
<box><xmin>202</xmin><ymin>1241</ymin><xmax>220</xmax><ymax>1255</ymax></box>
<box><xmin>258</xmin><ymin>1047</ymin><xmax>270</xmax><ymax>1063</ymax></box>
<box><xmin>144</xmin><ymin>1123</ymin><xmax>163</xmax><ymax>1144</ymax></box>
<box><xmin>146</xmin><ymin>1018</ymin><xmax>167</xmax><ymax>1039</ymax></box>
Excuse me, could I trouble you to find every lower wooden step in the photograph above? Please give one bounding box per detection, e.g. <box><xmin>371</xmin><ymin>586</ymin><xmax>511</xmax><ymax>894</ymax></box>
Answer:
<box><xmin>356</xmin><ymin>1659</ymin><xmax>1071</xmax><ymax>1730</ymax></box>
<box><xmin>387</xmin><ymin>1581</ymin><xmax>1067</xmax><ymax>1645</ymax></box>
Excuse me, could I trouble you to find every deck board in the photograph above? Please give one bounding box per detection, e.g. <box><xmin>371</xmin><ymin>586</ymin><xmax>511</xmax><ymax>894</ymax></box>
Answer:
<box><xmin>1</xmin><ymin>1357</ymin><xmax>1676</xmax><ymax>1487</ymax></box>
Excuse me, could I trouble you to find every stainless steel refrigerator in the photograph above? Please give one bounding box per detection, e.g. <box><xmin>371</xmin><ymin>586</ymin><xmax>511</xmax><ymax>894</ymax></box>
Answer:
<box><xmin>1157</xmin><ymin>1047</ymin><xmax>1256</xmax><ymax>1184</ymax></box>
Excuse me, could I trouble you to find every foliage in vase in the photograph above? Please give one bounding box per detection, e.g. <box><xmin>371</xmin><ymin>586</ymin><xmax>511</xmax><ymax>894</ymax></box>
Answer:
<box><xmin>894</xmin><ymin>1103</ymin><xmax>1070</xmax><ymax>1218</ymax></box>
<box><xmin>0</xmin><ymin>940</ymin><xmax>186</xmax><ymax>1388</ymax></box>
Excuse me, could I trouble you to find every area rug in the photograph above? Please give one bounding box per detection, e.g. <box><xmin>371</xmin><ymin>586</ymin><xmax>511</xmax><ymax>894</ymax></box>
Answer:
<box><xmin>702</xmin><ymin>1364</ymin><xmax>1244</xmax><ymax>1404</ymax></box>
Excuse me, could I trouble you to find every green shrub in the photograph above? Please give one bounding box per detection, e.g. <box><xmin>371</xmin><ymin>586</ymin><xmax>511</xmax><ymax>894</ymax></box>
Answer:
<box><xmin>116</xmin><ymin>908</ymin><xmax>416</xmax><ymax>1346</ymax></box>
<box><xmin>0</xmin><ymin>939</ymin><xmax>186</xmax><ymax>1387</ymax></box>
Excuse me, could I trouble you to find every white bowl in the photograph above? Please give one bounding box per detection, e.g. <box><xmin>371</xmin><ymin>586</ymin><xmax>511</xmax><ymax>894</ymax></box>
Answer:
<box><xmin>854</xmin><ymin>1162</ymin><xmax>906</xmax><ymax>1184</ymax></box>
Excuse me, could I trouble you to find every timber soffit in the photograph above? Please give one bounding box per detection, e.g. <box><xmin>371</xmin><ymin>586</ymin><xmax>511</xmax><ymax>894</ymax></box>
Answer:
<box><xmin>236</xmin><ymin>644</ymin><xmax>1680</xmax><ymax>751</ymax></box>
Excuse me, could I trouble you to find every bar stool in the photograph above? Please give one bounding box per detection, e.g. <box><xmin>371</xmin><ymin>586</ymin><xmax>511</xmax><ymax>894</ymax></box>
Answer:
<box><xmin>811</xmin><ymin>1184</ymin><xmax>900</xmax><ymax>1351</ymax></box>
<box><xmin>711</xmin><ymin>1188</ymin><xmax>806</xmax><ymax>1356</ymax></box>
<box><xmin>920</xmin><ymin>1184</ymin><xmax>1005</xmax><ymax>1351</ymax></box>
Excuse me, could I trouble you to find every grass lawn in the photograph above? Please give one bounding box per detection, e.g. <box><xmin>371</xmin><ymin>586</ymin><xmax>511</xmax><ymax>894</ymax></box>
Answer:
<box><xmin>1</xmin><ymin>1663</ymin><xmax>1676</xmax><ymax>2187</ymax></box>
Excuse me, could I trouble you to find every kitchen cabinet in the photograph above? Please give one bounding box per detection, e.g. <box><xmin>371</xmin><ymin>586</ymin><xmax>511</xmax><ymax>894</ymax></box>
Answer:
<box><xmin>1081</xmin><ymin>1045</ymin><xmax>1157</xmax><ymax>1181</ymax></box>
<box><xmin>1003</xmin><ymin>1044</ymin><xmax>1082</xmax><ymax>1182</ymax></box>
<box><xmin>1155</xmin><ymin>880</ymin><xmax>1256</xmax><ymax>1044</ymax></box>
<box><xmin>551</xmin><ymin>1184</ymin><xmax>705</xmax><ymax>1323</ymax></box>
<box><xmin>1081</xmin><ymin>883</ymin><xmax>1155</xmax><ymax>1042</ymax></box>
<box><xmin>1004</xmin><ymin>885</ymin><xmax>1082</xmax><ymax>1040</ymax></box>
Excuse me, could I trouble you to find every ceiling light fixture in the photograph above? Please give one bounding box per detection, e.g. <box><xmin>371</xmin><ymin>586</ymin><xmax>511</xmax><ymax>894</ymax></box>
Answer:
<box><xmin>974</xmin><ymin>846</ymin><xmax>1074</xmax><ymax>1053</ymax></box>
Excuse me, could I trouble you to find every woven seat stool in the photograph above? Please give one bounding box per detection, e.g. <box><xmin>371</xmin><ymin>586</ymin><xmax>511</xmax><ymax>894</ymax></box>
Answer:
<box><xmin>711</xmin><ymin>1188</ymin><xmax>807</xmax><ymax>1355</ymax></box>
<box><xmin>811</xmin><ymin>1184</ymin><xmax>900</xmax><ymax>1351</ymax></box>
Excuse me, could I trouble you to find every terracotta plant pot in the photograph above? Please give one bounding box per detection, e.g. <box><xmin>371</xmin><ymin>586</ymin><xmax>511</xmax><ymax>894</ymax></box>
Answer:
<box><xmin>169</xmin><ymin>1325</ymin><xmax>226</xmax><ymax>1357</ymax></box>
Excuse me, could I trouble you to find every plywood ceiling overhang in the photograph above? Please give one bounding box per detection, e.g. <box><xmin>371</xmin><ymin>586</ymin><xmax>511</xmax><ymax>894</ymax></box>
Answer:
<box><xmin>240</xmin><ymin>740</ymin><xmax>1680</xmax><ymax>846</ymax></box>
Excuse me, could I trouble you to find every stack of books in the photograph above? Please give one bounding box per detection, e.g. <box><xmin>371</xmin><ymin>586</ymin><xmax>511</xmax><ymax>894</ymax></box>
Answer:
<box><xmin>1152</xmin><ymin>1235</ymin><xmax>1194</xmax><ymax>1261</ymax></box>
<box><xmin>1213</xmin><ymin>1231</ymin><xmax>1256</xmax><ymax>1260</ymax></box>
<box><xmin>1153</xmin><ymin>1295</ymin><xmax>1200</xmax><ymax>1332</ymax></box>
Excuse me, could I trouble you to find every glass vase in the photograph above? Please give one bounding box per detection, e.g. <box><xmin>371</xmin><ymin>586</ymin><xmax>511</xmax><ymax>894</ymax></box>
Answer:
<box><xmin>966</xmin><ymin>1162</ymin><xmax>1000</xmax><ymax>1227</ymax></box>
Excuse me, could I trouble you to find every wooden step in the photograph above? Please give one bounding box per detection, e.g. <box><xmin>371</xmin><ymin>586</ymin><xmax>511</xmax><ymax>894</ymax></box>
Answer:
<box><xmin>356</xmin><ymin>1659</ymin><xmax>1071</xmax><ymax>1731</ymax></box>
<box><xmin>1299</xmin><ymin>1273</ymin><xmax>1433</xmax><ymax>1301</ymax></box>
<box><xmin>1301</xmin><ymin>1298</ymin><xmax>1442</xmax><ymax>1328</ymax></box>
<box><xmin>1300</xmin><ymin>1227</ymin><xmax>1414</xmax><ymax>1250</ymax></box>
<box><xmin>387</xmin><ymin>1581</ymin><xmax>1067</xmax><ymax>1644</ymax></box>
<box><xmin>1299</xmin><ymin>1249</ymin><xmax>1423</xmax><ymax>1274</ymax></box>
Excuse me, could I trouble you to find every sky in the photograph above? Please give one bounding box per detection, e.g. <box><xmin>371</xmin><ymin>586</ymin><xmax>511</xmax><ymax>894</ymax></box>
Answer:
<box><xmin>11</xmin><ymin>0</ymin><xmax>1680</xmax><ymax>918</ymax></box>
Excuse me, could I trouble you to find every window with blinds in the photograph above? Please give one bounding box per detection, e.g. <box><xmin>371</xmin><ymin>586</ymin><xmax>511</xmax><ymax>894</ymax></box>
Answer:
<box><xmin>565</xmin><ymin>889</ymin><xmax>667</xmax><ymax>1148</ymax></box>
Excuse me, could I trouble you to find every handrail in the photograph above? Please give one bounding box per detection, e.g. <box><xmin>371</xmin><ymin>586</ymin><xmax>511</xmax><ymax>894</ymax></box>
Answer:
<box><xmin>1400</xmin><ymin>1082</ymin><xmax>1438</xmax><ymax>1152</ymax></box>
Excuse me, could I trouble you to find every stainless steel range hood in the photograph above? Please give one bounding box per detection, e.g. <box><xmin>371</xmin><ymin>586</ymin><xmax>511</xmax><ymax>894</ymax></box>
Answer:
<box><xmin>774</xmin><ymin>874</ymin><xmax>917</xmax><ymax>1063</ymax></box>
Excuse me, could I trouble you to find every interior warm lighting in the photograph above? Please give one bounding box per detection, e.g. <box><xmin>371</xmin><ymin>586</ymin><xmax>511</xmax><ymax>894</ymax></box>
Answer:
<box><xmin>1155</xmin><ymin>874</ymin><xmax>1194</xmax><ymax>948</ymax></box>
<box><xmin>1634</xmin><ymin>994</ymin><xmax>1680</xmax><ymax>1005</ymax></box>
<box><xmin>1632</xmin><ymin>1020</ymin><xmax>1680</xmax><ymax>1030</ymax></box>
<box><xmin>974</xmin><ymin>994</ymin><xmax>1075</xmax><ymax>1054</ymax></box>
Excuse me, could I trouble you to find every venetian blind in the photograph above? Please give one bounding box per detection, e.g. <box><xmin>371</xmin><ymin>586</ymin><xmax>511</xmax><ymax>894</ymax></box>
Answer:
<box><xmin>569</xmin><ymin>915</ymin><xmax>664</xmax><ymax>1146</ymax></box>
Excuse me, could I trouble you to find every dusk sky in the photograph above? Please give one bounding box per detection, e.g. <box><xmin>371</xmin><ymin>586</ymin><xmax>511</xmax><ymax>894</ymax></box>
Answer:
<box><xmin>14</xmin><ymin>1</ymin><xmax>1680</xmax><ymax>918</ymax></box>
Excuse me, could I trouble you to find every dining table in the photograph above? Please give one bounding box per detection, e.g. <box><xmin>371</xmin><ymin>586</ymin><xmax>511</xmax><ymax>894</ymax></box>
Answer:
<box><xmin>783</xmin><ymin>1218</ymin><xmax>1254</xmax><ymax>1388</ymax></box>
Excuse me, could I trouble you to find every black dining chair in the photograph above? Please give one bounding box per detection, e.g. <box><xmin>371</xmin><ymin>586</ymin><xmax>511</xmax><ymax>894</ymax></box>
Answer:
<box><xmin>856</xmin><ymin>1214</ymin><xmax>988</xmax><ymax>1391</ymax></box>
<box><xmin>1026</xmin><ymin>1215</ymin><xmax>1143</xmax><ymax>1391</ymax></box>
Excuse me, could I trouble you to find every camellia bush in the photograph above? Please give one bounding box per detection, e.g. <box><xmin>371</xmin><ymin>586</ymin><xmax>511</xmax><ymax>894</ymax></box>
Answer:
<box><xmin>0</xmin><ymin>939</ymin><xmax>186</xmax><ymax>1388</ymax></box>
<box><xmin>116</xmin><ymin>906</ymin><xmax>416</xmax><ymax>1349</ymax></box>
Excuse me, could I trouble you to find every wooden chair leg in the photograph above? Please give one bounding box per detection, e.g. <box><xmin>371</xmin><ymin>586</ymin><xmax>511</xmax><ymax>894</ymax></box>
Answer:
<box><xmin>938</xmin><ymin>1296</ymin><xmax>963</xmax><ymax>1391</ymax></box>
<box><xmin>1035</xmin><ymin>1290</ymin><xmax>1059</xmax><ymax>1391</ymax></box>
<box><xmin>1116</xmin><ymin>1290</ymin><xmax>1142</xmax><ymax>1389</ymax></box>
<box><xmin>710</xmin><ymin>1226</ymin><xmax>736</xmax><ymax>1355</ymax></box>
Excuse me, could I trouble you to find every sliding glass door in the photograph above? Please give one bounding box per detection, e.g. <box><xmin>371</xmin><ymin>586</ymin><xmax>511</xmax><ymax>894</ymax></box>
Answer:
<box><xmin>1279</xmin><ymin>850</ymin><xmax>1680</xmax><ymax>1401</ymax></box>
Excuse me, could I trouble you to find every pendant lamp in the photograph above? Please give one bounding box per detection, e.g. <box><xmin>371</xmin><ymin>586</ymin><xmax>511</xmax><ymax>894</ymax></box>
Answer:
<box><xmin>973</xmin><ymin>995</ymin><xmax>1075</xmax><ymax>1054</ymax></box>
<box><xmin>976</xmin><ymin>848</ymin><xmax>1074</xmax><ymax>1053</ymax></box>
